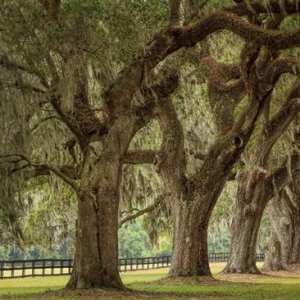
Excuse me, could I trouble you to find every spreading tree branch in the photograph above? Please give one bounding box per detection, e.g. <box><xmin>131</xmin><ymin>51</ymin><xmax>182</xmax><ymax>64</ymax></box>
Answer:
<box><xmin>0</xmin><ymin>154</ymin><xmax>78</xmax><ymax>192</ymax></box>
<box><xmin>0</xmin><ymin>53</ymin><xmax>49</xmax><ymax>89</ymax></box>
<box><xmin>119</xmin><ymin>196</ymin><xmax>163</xmax><ymax>227</ymax></box>
<box><xmin>33</xmin><ymin>163</ymin><xmax>78</xmax><ymax>192</ymax></box>
<box><xmin>104</xmin><ymin>9</ymin><xmax>300</xmax><ymax>117</ymax></box>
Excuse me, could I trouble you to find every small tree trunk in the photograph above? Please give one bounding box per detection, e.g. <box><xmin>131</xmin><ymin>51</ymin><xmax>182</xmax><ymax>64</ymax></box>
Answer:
<box><xmin>263</xmin><ymin>195</ymin><xmax>292</xmax><ymax>271</ymax></box>
<box><xmin>285</xmin><ymin>185</ymin><xmax>300</xmax><ymax>264</ymax></box>
<box><xmin>263</xmin><ymin>233</ymin><xmax>286</xmax><ymax>271</ymax></box>
<box><xmin>263</xmin><ymin>185</ymin><xmax>300</xmax><ymax>270</ymax></box>
<box><xmin>289</xmin><ymin>220</ymin><xmax>300</xmax><ymax>263</ymax></box>
<box><xmin>223</xmin><ymin>170</ymin><xmax>266</xmax><ymax>274</ymax></box>
<box><xmin>167</xmin><ymin>165</ymin><xmax>231</xmax><ymax>278</ymax></box>
<box><xmin>289</xmin><ymin>228</ymin><xmax>300</xmax><ymax>263</ymax></box>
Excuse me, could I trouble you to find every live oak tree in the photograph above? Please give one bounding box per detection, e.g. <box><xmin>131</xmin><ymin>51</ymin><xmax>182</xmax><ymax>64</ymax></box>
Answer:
<box><xmin>223</xmin><ymin>13</ymin><xmax>300</xmax><ymax>273</ymax></box>
<box><xmin>2</xmin><ymin>0</ymin><xmax>300</xmax><ymax>289</ymax></box>
<box><xmin>0</xmin><ymin>0</ymin><xmax>171</xmax><ymax>289</ymax></box>
<box><xmin>223</xmin><ymin>83</ymin><xmax>300</xmax><ymax>273</ymax></box>
<box><xmin>153</xmin><ymin>2</ymin><xmax>300</xmax><ymax>278</ymax></box>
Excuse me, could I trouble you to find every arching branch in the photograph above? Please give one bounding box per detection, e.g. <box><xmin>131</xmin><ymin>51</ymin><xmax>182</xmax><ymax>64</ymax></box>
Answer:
<box><xmin>0</xmin><ymin>154</ymin><xmax>78</xmax><ymax>192</ymax></box>
<box><xmin>119</xmin><ymin>196</ymin><xmax>163</xmax><ymax>228</ymax></box>
<box><xmin>104</xmin><ymin>9</ymin><xmax>300</xmax><ymax>116</ymax></box>
<box><xmin>200</xmin><ymin>57</ymin><xmax>244</xmax><ymax>93</ymax></box>
<box><xmin>0</xmin><ymin>53</ymin><xmax>49</xmax><ymax>89</ymax></box>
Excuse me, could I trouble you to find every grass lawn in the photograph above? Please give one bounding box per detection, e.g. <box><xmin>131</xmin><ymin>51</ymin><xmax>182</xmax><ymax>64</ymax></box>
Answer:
<box><xmin>0</xmin><ymin>263</ymin><xmax>300</xmax><ymax>299</ymax></box>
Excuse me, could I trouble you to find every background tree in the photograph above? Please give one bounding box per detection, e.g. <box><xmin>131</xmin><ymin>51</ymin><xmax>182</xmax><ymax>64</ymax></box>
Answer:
<box><xmin>223</xmin><ymin>13</ymin><xmax>300</xmax><ymax>273</ymax></box>
<box><xmin>154</xmin><ymin>1</ymin><xmax>300</xmax><ymax>279</ymax></box>
<box><xmin>263</xmin><ymin>158</ymin><xmax>300</xmax><ymax>271</ymax></box>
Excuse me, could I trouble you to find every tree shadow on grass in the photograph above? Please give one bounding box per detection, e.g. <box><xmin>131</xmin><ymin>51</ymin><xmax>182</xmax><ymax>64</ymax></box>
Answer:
<box><xmin>32</xmin><ymin>288</ymin><xmax>232</xmax><ymax>299</ymax></box>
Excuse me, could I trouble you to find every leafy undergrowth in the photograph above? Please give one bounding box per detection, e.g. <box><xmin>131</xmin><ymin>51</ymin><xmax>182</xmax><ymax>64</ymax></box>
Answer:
<box><xmin>1</xmin><ymin>264</ymin><xmax>300</xmax><ymax>299</ymax></box>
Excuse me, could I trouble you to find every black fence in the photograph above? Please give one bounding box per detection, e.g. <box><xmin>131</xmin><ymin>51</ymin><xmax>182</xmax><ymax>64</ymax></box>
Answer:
<box><xmin>0</xmin><ymin>253</ymin><xmax>265</xmax><ymax>279</ymax></box>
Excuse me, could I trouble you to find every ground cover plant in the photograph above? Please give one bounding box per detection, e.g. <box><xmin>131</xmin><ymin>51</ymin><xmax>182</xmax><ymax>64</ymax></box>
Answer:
<box><xmin>1</xmin><ymin>263</ymin><xmax>300</xmax><ymax>300</ymax></box>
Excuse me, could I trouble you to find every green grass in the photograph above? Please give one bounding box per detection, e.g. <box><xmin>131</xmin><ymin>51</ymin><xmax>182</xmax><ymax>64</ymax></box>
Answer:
<box><xmin>0</xmin><ymin>263</ymin><xmax>300</xmax><ymax>299</ymax></box>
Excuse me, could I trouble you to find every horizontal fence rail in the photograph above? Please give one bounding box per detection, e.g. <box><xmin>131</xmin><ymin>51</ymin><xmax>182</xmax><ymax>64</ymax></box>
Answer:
<box><xmin>0</xmin><ymin>253</ymin><xmax>265</xmax><ymax>279</ymax></box>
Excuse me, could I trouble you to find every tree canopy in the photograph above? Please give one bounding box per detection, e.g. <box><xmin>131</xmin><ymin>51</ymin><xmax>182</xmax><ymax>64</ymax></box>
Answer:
<box><xmin>1</xmin><ymin>0</ymin><xmax>300</xmax><ymax>290</ymax></box>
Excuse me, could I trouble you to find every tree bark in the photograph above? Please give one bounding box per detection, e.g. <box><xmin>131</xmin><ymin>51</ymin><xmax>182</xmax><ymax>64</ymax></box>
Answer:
<box><xmin>263</xmin><ymin>195</ymin><xmax>292</xmax><ymax>271</ymax></box>
<box><xmin>224</xmin><ymin>152</ymin><xmax>300</xmax><ymax>274</ymax></box>
<box><xmin>282</xmin><ymin>185</ymin><xmax>300</xmax><ymax>264</ymax></box>
<box><xmin>155</xmin><ymin>40</ymin><xmax>265</xmax><ymax>278</ymax></box>
<box><xmin>168</xmin><ymin>180</ymin><xmax>227</xmax><ymax>277</ymax></box>
<box><xmin>67</xmin><ymin>117</ymin><xmax>137</xmax><ymax>289</ymax></box>
<box><xmin>263</xmin><ymin>184</ymin><xmax>300</xmax><ymax>271</ymax></box>
<box><xmin>223</xmin><ymin>170</ymin><xmax>266</xmax><ymax>273</ymax></box>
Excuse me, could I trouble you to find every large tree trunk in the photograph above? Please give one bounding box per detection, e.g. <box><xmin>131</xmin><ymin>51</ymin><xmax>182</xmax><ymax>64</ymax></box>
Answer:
<box><xmin>169</xmin><ymin>202</ymin><xmax>211</xmax><ymax>277</ymax></box>
<box><xmin>224</xmin><ymin>169</ymin><xmax>266</xmax><ymax>274</ymax></box>
<box><xmin>154</xmin><ymin>96</ymin><xmax>230</xmax><ymax>278</ymax></box>
<box><xmin>67</xmin><ymin>153</ymin><xmax>123</xmax><ymax>288</ymax></box>
<box><xmin>67</xmin><ymin>119</ymin><xmax>135</xmax><ymax>289</ymax></box>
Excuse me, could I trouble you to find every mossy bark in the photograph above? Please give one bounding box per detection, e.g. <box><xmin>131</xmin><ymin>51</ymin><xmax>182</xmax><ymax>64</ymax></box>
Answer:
<box><xmin>66</xmin><ymin>118</ymin><xmax>136</xmax><ymax>289</ymax></box>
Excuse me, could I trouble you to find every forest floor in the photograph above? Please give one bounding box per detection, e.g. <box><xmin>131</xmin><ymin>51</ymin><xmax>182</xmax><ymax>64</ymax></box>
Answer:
<box><xmin>1</xmin><ymin>263</ymin><xmax>300</xmax><ymax>299</ymax></box>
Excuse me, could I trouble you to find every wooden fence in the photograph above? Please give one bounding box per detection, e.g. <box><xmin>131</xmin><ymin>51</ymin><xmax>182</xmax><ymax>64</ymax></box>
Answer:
<box><xmin>0</xmin><ymin>253</ymin><xmax>265</xmax><ymax>279</ymax></box>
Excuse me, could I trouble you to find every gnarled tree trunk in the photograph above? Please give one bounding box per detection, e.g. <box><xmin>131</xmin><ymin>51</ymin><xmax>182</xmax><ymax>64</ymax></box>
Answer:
<box><xmin>169</xmin><ymin>203</ymin><xmax>211</xmax><ymax>276</ymax></box>
<box><xmin>282</xmin><ymin>184</ymin><xmax>300</xmax><ymax>264</ymax></box>
<box><xmin>223</xmin><ymin>68</ymin><xmax>300</xmax><ymax>274</ymax></box>
<box><xmin>223</xmin><ymin>170</ymin><xmax>266</xmax><ymax>273</ymax></box>
<box><xmin>67</xmin><ymin>118</ymin><xmax>137</xmax><ymax>289</ymax></box>
<box><xmin>224</xmin><ymin>153</ymin><xmax>300</xmax><ymax>274</ymax></box>
<box><xmin>169</xmin><ymin>173</ymin><xmax>231</xmax><ymax>277</ymax></box>
<box><xmin>263</xmin><ymin>183</ymin><xmax>300</xmax><ymax>271</ymax></box>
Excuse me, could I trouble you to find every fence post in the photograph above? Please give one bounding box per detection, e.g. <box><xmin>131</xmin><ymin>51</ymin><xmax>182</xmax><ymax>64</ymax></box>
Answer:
<box><xmin>11</xmin><ymin>262</ymin><xmax>14</xmax><ymax>278</ymax></box>
<box><xmin>32</xmin><ymin>261</ymin><xmax>35</xmax><ymax>277</ymax></box>
<box><xmin>22</xmin><ymin>261</ymin><xmax>25</xmax><ymax>277</ymax></box>
<box><xmin>0</xmin><ymin>262</ymin><xmax>3</xmax><ymax>278</ymax></box>
<box><xmin>42</xmin><ymin>260</ymin><xmax>45</xmax><ymax>276</ymax></box>
<box><xmin>51</xmin><ymin>260</ymin><xmax>54</xmax><ymax>275</ymax></box>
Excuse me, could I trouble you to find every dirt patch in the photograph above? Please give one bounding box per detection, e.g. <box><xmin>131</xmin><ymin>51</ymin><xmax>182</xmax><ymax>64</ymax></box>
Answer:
<box><xmin>218</xmin><ymin>273</ymin><xmax>271</xmax><ymax>281</ymax></box>
<box><xmin>217</xmin><ymin>263</ymin><xmax>300</xmax><ymax>281</ymax></box>
<box><xmin>149</xmin><ymin>275</ymin><xmax>216</xmax><ymax>286</ymax></box>
<box><xmin>148</xmin><ymin>276</ymin><xmax>254</xmax><ymax>287</ymax></box>
<box><xmin>262</xmin><ymin>263</ymin><xmax>300</xmax><ymax>278</ymax></box>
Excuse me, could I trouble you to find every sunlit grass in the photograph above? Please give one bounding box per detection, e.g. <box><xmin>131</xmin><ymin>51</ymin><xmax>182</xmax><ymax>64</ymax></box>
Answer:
<box><xmin>0</xmin><ymin>263</ymin><xmax>300</xmax><ymax>299</ymax></box>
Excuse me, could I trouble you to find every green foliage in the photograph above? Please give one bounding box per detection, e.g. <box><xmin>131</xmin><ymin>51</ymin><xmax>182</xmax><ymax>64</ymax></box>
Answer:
<box><xmin>119</xmin><ymin>218</ymin><xmax>154</xmax><ymax>258</ymax></box>
<box><xmin>0</xmin><ymin>245</ymin><xmax>9</xmax><ymax>260</ymax></box>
